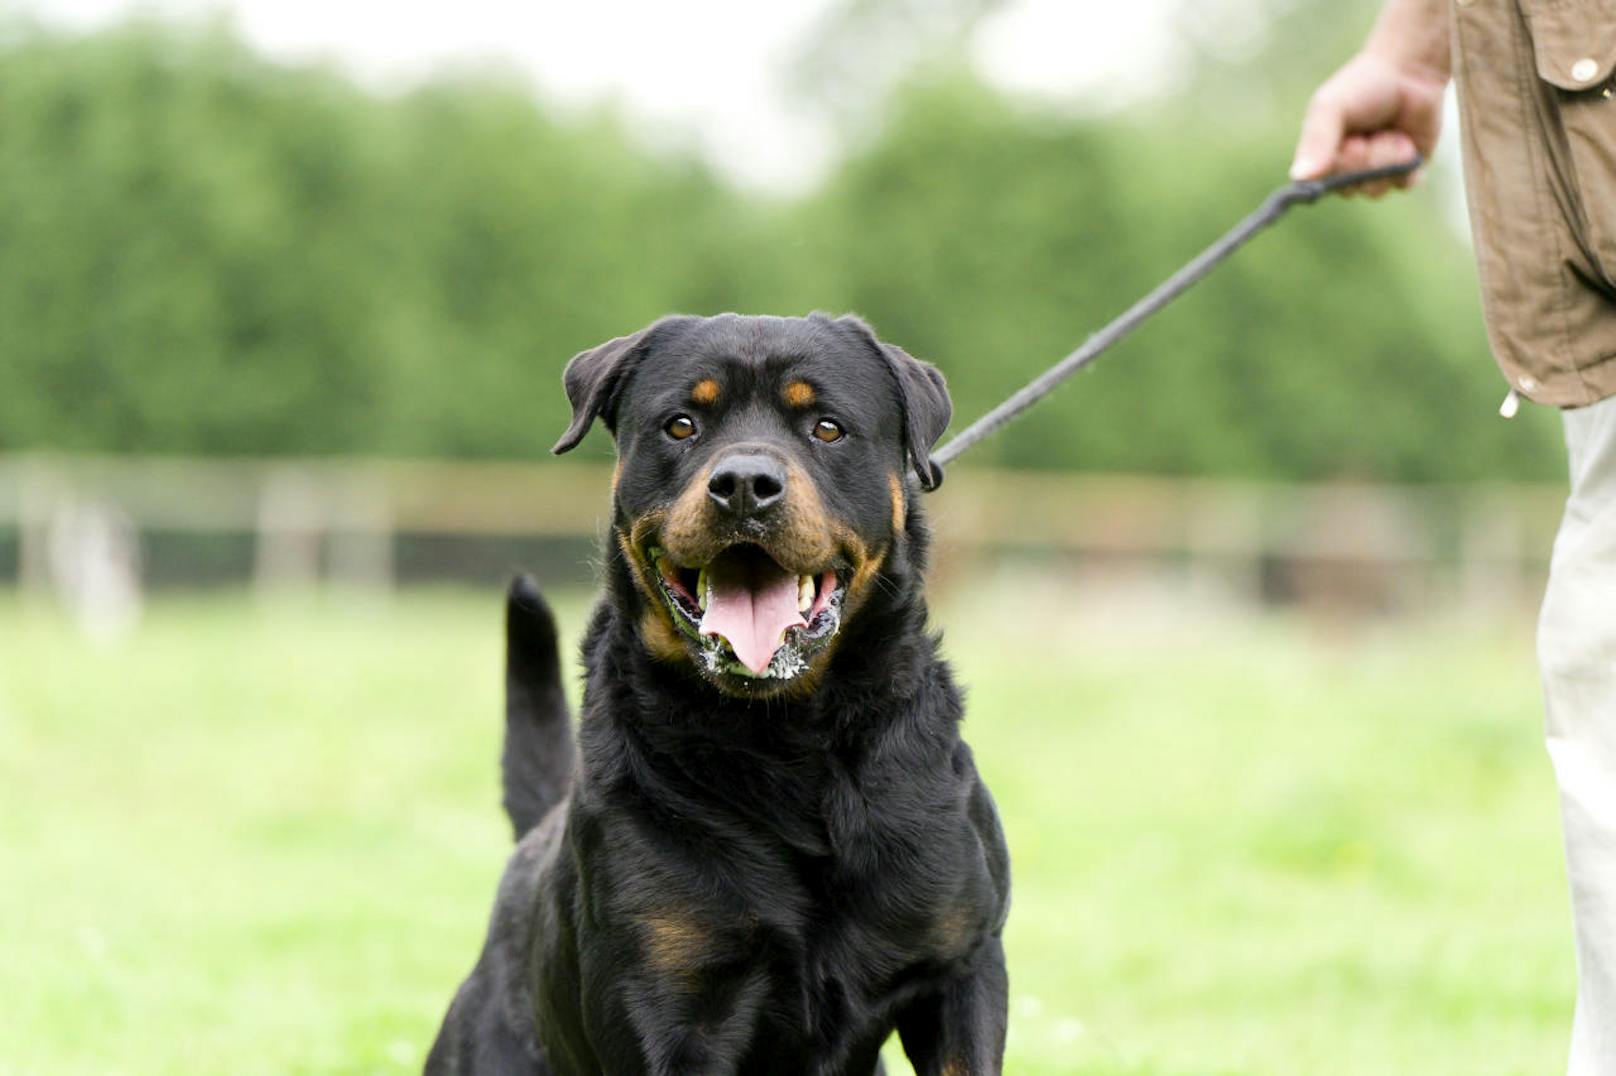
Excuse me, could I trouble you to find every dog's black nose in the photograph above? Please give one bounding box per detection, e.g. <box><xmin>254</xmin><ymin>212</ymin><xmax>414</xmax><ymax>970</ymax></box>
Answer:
<box><xmin>707</xmin><ymin>454</ymin><xmax>787</xmax><ymax>517</ymax></box>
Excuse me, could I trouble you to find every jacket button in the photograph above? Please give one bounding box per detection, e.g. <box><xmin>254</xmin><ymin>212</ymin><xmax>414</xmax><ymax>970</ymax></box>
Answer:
<box><xmin>1572</xmin><ymin>58</ymin><xmax>1599</xmax><ymax>82</ymax></box>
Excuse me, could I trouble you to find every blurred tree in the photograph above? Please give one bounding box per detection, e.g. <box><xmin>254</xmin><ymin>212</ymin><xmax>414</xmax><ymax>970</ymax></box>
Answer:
<box><xmin>0</xmin><ymin>20</ymin><xmax>792</xmax><ymax>461</ymax></box>
<box><xmin>0</xmin><ymin>14</ymin><xmax>1564</xmax><ymax>481</ymax></box>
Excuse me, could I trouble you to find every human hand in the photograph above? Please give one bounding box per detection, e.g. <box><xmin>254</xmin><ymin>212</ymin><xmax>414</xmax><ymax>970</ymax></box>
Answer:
<box><xmin>1290</xmin><ymin>51</ymin><xmax>1446</xmax><ymax>198</ymax></box>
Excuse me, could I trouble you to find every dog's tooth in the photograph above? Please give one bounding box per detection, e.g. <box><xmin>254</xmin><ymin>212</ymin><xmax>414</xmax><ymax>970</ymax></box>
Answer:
<box><xmin>697</xmin><ymin>568</ymin><xmax>709</xmax><ymax>610</ymax></box>
<box><xmin>798</xmin><ymin>575</ymin><xmax>813</xmax><ymax>613</ymax></box>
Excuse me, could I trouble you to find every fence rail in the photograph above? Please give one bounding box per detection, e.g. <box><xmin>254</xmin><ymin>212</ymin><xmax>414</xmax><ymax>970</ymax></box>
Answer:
<box><xmin>0</xmin><ymin>453</ymin><xmax>1569</xmax><ymax>614</ymax></box>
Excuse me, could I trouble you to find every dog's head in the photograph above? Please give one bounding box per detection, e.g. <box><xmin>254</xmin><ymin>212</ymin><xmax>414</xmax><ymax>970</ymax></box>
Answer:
<box><xmin>554</xmin><ymin>313</ymin><xmax>951</xmax><ymax>697</ymax></box>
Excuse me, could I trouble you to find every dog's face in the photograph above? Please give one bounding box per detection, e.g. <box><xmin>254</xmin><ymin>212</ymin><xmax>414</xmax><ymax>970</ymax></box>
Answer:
<box><xmin>554</xmin><ymin>313</ymin><xmax>951</xmax><ymax>697</ymax></box>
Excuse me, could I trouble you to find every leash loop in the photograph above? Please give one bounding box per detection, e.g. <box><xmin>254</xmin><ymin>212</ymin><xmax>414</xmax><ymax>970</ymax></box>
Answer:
<box><xmin>927</xmin><ymin>155</ymin><xmax>1424</xmax><ymax>479</ymax></box>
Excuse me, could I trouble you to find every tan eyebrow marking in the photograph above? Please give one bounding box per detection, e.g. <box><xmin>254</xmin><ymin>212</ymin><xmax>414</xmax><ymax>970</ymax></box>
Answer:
<box><xmin>691</xmin><ymin>379</ymin><xmax>720</xmax><ymax>406</ymax></box>
<box><xmin>783</xmin><ymin>380</ymin><xmax>816</xmax><ymax>408</ymax></box>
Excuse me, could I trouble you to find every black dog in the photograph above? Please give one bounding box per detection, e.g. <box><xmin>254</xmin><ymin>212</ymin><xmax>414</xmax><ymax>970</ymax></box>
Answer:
<box><xmin>427</xmin><ymin>313</ymin><xmax>1011</xmax><ymax>1075</ymax></box>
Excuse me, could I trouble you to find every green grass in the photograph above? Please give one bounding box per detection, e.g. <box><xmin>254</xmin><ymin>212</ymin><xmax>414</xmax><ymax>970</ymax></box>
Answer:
<box><xmin>0</xmin><ymin>584</ymin><xmax>1573</xmax><ymax>1074</ymax></box>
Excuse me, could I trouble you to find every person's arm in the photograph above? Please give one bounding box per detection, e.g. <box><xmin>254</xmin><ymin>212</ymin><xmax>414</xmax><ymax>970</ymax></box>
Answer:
<box><xmin>1290</xmin><ymin>0</ymin><xmax>1450</xmax><ymax>197</ymax></box>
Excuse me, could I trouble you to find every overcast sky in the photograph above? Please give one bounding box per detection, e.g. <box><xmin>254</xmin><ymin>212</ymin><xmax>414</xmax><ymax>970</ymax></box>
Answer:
<box><xmin>18</xmin><ymin>0</ymin><xmax>1192</xmax><ymax>190</ymax></box>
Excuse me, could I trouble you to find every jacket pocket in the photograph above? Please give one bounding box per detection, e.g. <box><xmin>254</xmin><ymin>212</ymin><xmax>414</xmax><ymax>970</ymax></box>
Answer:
<box><xmin>1522</xmin><ymin>0</ymin><xmax>1616</xmax><ymax>288</ymax></box>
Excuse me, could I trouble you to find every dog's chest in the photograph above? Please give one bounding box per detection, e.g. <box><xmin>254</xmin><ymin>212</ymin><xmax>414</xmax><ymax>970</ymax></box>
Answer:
<box><xmin>732</xmin><ymin>805</ymin><xmax>986</xmax><ymax>1050</ymax></box>
<box><xmin>754</xmin><ymin>888</ymin><xmax>974</xmax><ymax>1073</ymax></box>
<box><xmin>574</xmin><ymin>721</ymin><xmax>996</xmax><ymax>1072</ymax></box>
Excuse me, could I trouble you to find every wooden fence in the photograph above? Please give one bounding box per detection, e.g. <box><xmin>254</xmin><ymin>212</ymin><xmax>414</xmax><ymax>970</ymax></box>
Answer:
<box><xmin>0</xmin><ymin>453</ymin><xmax>1569</xmax><ymax>614</ymax></box>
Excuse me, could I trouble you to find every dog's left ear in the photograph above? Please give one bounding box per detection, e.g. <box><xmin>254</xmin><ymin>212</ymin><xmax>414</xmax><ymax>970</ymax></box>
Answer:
<box><xmin>553</xmin><ymin>317</ymin><xmax>688</xmax><ymax>454</ymax></box>
<box><xmin>886</xmin><ymin>342</ymin><xmax>952</xmax><ymax>491</ymax></box>
<box><xmin>834</xmin><ymin>315</ymin><xmax>953</xmax><ymax>491</ymax></box>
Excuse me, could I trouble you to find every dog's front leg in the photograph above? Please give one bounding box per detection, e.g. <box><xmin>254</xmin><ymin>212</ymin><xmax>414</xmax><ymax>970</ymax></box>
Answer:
<box><xmin>893</xmin><ymin>937</ymin><xmax>1009</xmax><ymax>1076</ymax></box>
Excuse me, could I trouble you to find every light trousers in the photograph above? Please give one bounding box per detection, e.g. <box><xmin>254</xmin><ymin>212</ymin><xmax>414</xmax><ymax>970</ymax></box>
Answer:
<box><xmin>1541</xmin><ymin>393</ymin><xmax>1616</xmax><ymax>1074</ymax></box>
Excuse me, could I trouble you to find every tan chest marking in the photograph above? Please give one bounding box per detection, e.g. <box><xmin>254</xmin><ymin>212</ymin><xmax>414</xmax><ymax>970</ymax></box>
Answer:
<box><xmin>640</xmin><ymin>911</ymin><xmax>711</xmax><ymax>976</ymax></box>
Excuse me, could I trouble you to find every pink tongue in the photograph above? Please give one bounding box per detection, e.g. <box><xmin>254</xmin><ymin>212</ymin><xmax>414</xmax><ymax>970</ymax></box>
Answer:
<box><xmin>699</xmin><ymin>555</ymin><xmax>807</xmax><ymax>675</ymax></box>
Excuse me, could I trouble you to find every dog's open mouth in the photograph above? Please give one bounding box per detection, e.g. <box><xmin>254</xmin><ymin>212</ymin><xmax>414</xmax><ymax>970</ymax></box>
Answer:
<box><xmin>646</xmin><ymin>542</ymin><xmax>844</xmax><ymax>680</ymax></box>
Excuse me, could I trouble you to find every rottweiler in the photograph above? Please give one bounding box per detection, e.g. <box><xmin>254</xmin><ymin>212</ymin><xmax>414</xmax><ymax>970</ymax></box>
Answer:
<box><xmin>426</xmin><ymin>313</ymin><xmax>1011</xmax><ymax>1075</ymax></box>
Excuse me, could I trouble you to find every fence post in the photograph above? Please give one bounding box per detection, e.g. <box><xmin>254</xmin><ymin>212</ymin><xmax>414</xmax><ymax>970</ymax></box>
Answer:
<box><xmin>1458</xmin><ymin>492</ymin><xmax>1525</xmax><ymax>617</ymax></box>
<box><xmin>1185</xmin><ymin>483</ymin><xmax>1265</xmax><ymax>607</ymax></box>
<box><xmin>328</xmin><ymin>468</ymin><xmax>394</xmax><ymax>594</ymax></box>
<box><xmin>17</xmin><ymin>459</ymin><xmax>56</xmax><ymax>602</ymax></box>
<box><xmin>254</xmin><ymin>468</ymin><xmax>324</xmax><ymax>596</ymax></box>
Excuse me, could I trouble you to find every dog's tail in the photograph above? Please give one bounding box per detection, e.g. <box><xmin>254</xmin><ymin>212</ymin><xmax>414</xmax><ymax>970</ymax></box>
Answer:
<box><xmin>500</xmin><ymin>575</ymin><xmax>575</xmax><ymax>840</ymax></box>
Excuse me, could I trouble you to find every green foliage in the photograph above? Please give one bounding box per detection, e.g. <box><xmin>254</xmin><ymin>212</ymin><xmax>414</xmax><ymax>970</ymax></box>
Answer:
<box><xmin>0</xmin><ymin>18</ymin><xmax>1567</xmax><ymax>479</ymax></box>
<box><xmin>0</xmin><ymin>21</ymin><xmax>783</xmax><ymax>460</ymax></box>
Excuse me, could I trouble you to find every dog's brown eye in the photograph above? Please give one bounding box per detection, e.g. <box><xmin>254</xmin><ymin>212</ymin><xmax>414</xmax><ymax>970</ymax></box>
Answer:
<box><xmin>665</xmin><ymin>414</ymin><xmax>697</xmax><ymax>441</ymax></box>
<box><xmin>812</xmin><ymin>419</ymin><xmax>844</xmax><ymax>443</ymax></box>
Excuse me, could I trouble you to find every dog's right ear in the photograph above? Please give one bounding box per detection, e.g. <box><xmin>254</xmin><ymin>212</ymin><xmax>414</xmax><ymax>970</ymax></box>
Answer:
<box><xmin>553</xmin><ymin>318</ymin><xmax>683</xmax><ymax>455</ymax></box>
<box><xmin>552</xmin><ymin>330</ymin><xmax>645</xmax><ymax>454</ymax></box>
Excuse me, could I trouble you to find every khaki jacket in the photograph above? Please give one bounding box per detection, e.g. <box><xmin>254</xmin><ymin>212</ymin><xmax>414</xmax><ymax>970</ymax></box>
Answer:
<box><xmin>1452</xmin><ymin>0</ymin><xmax>1616</xmax><ymax>406</ymax></box>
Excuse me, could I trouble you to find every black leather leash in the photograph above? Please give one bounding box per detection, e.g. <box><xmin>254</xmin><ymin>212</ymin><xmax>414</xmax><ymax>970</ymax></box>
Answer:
<box><xmin>928</xmin><ymin>155</ymin><xmax>1425</xmax><ymax>478</ymax></box>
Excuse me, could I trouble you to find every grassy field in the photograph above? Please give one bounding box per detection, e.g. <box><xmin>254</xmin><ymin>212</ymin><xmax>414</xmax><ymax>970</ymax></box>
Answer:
<box><xmin>0</xmin><ymin>582</ymin><xmax>1573</xmax><ymax>1074</ymax></box>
